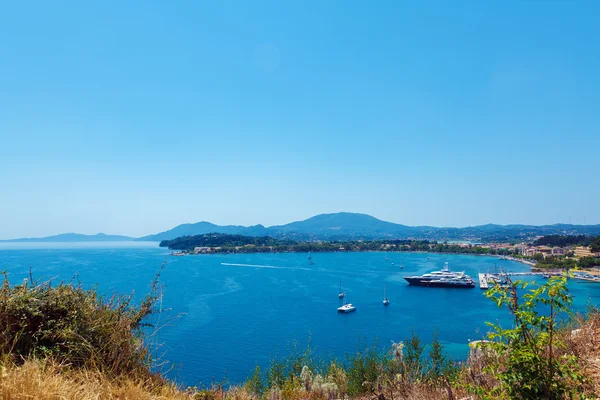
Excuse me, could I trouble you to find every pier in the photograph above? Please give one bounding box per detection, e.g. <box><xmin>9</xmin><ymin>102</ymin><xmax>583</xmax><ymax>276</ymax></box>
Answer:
<box><xmin>478</xmin><ymin>271</ymin><xmax>562</xmax><ymax>289</ymax></box>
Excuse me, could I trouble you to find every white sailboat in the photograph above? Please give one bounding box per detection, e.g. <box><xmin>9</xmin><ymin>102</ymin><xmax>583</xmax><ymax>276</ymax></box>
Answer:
<box><xmin>383</xmin><ymin>284</ymin><xmax>390</xmax><ymax>305</ymax></box>
<box><xmin>338</xmin><ymin>280</ymin><xmax>345</xmax><ymax>298</ymax></box>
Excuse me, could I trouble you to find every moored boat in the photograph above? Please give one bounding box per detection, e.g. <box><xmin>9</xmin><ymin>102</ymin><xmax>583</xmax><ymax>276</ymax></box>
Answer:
<box><xmin>337</xmin><ymin>303</ymin><xmax>356</xmax><ymax>313</ymax></box>
<box><xmin>383</xmin><ymin>284</ymin><xmax>390</xmax><ymax>305</ymax></box>
<box><xmin>404</xmin><ymin>262</ymin><xmax>475</xmax><ymax>288</ymax></box>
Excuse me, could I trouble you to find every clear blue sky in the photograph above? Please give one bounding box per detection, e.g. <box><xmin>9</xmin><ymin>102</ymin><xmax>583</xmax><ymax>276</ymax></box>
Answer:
<box><xmin>1</xmin><ymin>1</ymin><xmax>599</xmax><ymax>239</ymax></box>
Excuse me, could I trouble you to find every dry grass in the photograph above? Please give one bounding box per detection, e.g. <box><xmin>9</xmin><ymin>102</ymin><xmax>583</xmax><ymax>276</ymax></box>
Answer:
<box><xmin>564</xmin><ymin>310</ymin><xmax>600</xmax><ymax>395</ymax></box>
<box><xmin>0</xmin><ymin>359</ymin><xmax>195</xmax><ymax>400</ymax></box>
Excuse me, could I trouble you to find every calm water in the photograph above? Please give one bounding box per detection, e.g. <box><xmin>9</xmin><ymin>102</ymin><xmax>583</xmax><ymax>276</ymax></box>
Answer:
<box><xmin>1</xmin><ymin>242</ymin><xmax>599</xmax><ymax>386</ymax></box>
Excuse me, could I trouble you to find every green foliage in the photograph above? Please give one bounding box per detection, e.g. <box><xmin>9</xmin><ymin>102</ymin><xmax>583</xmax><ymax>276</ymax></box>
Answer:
<box><xmin>403</xmin><ymin>330</ymin><xmax>425</xmax><ymax>382</ymax></box>
<box><xmin>244</xmin><ymin>366</ymin><xmax>264</xmax><ymax>397</ymax></box>
<box><xmin>0</xmin><ymin>268</ymin><xmax>162</xmax><ymax>379</ymax></box>
<box><xmin>533</xmin><ymin>234</ymin><xmax>595</xmax><ymax>247</ymax></box>
<box><xmin>591</xmin><ymin>237</ymin><xmax>600</xmax><ymax>253</ymax></box>
<box><xmin>578</xmin><ymin>256</ymin><xmax>600</xmax><ymax>269</ymax></box>
<box><xmin>426</xmin><ymin>329</ymin><xmax>457</xmax><ymax>384</ymax></box>
<box><xmin>535</xmin><ymin>255</ymin><xmax>577</xmax><ymax>270</ymax></box>
<box><xmin>483</xmin><ymin>276</ymin><xmax>584</xmax><ymax>399</ymax></box>
<box><xmin>266</xmin><ymin>355</ymin><xmax>286</xmax><ymax>389</ymax></box>
<box><xmin>159</xmin><ymin>232</ymin><xmax>525</xmax><ymax>257</ymax></box>
<box><xmin>159</xmin><ymin>233</ymin><xmax>293</xmax><ymax>251</ymax></box>
<box><xmin>346</xmin><ymin>343</ymin><xmax>381</xmax><ymax>396</ymax></box>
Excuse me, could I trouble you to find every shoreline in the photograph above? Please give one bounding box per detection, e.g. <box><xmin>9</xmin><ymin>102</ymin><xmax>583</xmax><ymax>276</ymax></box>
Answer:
<box><xmin>171</xmin><ymin>249</ymin><xmax>537</xmax><ymax>266</ymax></box>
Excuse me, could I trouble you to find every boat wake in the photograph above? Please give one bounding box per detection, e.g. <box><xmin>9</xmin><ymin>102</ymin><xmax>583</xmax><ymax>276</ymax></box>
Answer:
<box><xmin>220</xmin><ymin>262</ymin><xmax>315</xmax><ymax>272</ymax></box>
<box><xmin>221</xmin><ymin>262</ymin><xmax>280</xmax><ymax>269</ymax></box>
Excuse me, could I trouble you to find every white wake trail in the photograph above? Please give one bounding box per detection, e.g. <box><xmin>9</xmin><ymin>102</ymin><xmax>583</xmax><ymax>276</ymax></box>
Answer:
<box><xmin>221</xmin><ymin>263</ymin><xmax>280</xmax><ymax>269</ymax></box>
<box><xmin>220</xmin><ymin>262</ymin><xmax>316</xmax><ymax>272</ymax></box>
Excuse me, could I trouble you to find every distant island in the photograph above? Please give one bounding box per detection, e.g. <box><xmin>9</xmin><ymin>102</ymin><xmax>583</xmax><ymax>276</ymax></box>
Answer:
<box><xmin>0</xmin><ymin>233</ymin><xmax>135</xmax><ymax>243</ymax></box>
<box><xmin>4</xmin><ymin>212</ymin><xmax>600</xmax><ymax>243</ymax></box>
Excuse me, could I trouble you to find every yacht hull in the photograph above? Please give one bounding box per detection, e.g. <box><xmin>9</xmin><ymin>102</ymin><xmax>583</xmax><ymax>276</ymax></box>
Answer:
<box><xmin>404</xmin><ymin>277</ymin><xmax>475</xmax><ymax>288</ymax></box>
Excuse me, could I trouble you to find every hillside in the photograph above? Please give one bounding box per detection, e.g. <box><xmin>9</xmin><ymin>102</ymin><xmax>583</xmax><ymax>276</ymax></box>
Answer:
<box><xmin>137</xmin><ymin>222</ymin><xmax>270</xmax><ymax>242</ymax></box>
<box><xmin>146</xmin><ymin>213</ymin><xmax>600</xmax><ymax>242</ymax></box>
<box><xmin>159</xmin><ymin>233</ymin><xmax>292</xmax><ymax>250</ymax></box>
<box><xmin>5</xmin><ymin>213</ymin><xmax>600</xmax><ymax>242</ymax></box>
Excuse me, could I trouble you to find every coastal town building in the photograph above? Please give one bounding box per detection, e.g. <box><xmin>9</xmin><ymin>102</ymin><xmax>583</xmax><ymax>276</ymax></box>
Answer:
<box><xmin>524</xmin><ymin>248</ymin><xmax>537</xmax><ymax>257</ymax></box>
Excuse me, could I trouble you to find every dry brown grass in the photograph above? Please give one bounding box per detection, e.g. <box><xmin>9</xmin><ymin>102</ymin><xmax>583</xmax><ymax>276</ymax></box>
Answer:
<box><xmin>563</xmin><ymin>310</ymin><xmax>600</xmax><ymax>396</ymax></box>
<box><xmin>0</xmin><ymin>359</ymin><xmax>196</xmax><ymax>400</ymax></box>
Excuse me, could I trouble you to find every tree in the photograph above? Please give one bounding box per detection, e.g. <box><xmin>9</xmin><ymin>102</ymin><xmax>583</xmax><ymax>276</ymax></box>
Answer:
<box><xmin>532</xmin><ymin>253</ymin><xmax>544</xmax><ymax>262</ymax></box>
<box><xmin>578</xmin><ymin>256</ymin><xmax>599</xmax><ymax>269</ymax></box>
<box><xmin>245</xmin><ymin>366</ymin><xmax>264</xmax><ymax>396</ymax></box>
<box><xmin>591</xmin><ymin>238</ymin><xmax>600</xmax><ymax>253</ymax></box>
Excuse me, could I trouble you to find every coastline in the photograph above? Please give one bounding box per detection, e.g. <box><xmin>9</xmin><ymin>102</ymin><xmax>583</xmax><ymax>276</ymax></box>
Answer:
<box><xmin>502</xmin><ymin>256</ymin><xmax>536</xmax><ymax>267</ymax></box>
<box><xmin>172</xmin><ymin>249</ymin><xmax>537</xmax><ymax>267</ymax></box>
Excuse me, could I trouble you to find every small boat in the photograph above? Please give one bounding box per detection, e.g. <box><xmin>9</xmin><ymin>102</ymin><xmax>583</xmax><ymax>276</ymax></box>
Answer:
<box><xmin>542</xmin><ymin>273</ymin><xmax>550</xmax><ymax>279</ymax></box>
<box><xmin>383</xmin><ymin>284</ymin><xmax>390</xmax><ymax>306</ymax></box>
<box><xmin>338</xmin><ymin>280</ymin><xmax>345</xmax><ymax>298</ymax></box>
<box><xmin>337</xmin><ymin>303</ymin><xmax>356</xmax><ymax>313</ymax></box>
<box><xmin>385</xmin><ymin>257</ymin><xmax>389</xmax><ymax>261</ymax></box>
<box><xmin>309</xmin><ymin>260</ymin><xmax>315</xmax><ymax>265</ymax></box>
<box><xmin>400</xmin><ymin>265</ymin><xmax>404</xmax><ymax>269</ymax></box>
<box><xmin>391</xmin><ymin>262</ymin><xmax>394</xmax><ymax>265</ymax></box>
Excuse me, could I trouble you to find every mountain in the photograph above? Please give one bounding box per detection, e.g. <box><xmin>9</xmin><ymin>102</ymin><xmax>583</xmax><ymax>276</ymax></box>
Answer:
<box><xmin>269</xmin><ymin>212</ymin><xmax>420</xmax><ymax>240</ymax></box>
<box><xmin>4</xmin><ymin>213</ymin><xmax>600</xmax><ymax>242</ymax></box>
<box><xmin>136</xmin><ymin>213</ymin><xmax>600</xmax><ymax>242</ymax></box>
<box><xmin>0</xmin><ymin>233</ymin><xmax>134</xmax><ymax>242</ymax></box>
<box><xmin>137</xmin><ymin>222</ymin><xmax>269</xmax><ymax>242</ymax></box>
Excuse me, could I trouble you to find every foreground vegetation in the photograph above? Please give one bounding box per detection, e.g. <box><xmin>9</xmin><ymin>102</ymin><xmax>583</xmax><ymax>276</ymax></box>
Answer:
<box><xmin>2</xmin><ymin>267</ymin><xmax>600</xmax><ymax>399</ymax></box>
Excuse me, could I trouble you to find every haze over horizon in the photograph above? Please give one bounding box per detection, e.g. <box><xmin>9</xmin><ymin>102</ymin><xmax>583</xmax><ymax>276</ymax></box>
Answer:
<box><xmin>1</xmin><ymin>1</ymin><xmax>599</xmax><ymax>239</ymax></box>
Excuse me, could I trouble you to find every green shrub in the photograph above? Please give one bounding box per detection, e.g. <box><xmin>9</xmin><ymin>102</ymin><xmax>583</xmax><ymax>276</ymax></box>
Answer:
<box><xmin>483</xmin><ymin>276</ymin><xmax>585</xmax><ymax>399</ymax></box>
<box><xmin>346</xmin><ymin>342</ymin><xmax>381</xmax><ymax>396</ymax></box>
<box><xmin>0</xmin><ymin>268</ymin><xmax>161</xmax><ymax>379</ymax></box>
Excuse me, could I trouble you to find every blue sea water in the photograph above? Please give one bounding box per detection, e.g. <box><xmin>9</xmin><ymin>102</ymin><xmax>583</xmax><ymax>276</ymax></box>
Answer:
<box><xmin>1</xmin><ymin>242</ymin><xmax>599</xmax><ymax>387</ymax></box>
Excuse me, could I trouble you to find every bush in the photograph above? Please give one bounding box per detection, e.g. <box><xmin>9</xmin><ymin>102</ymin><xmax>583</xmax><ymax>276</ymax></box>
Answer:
<box><xmin>346</xmin><ymin>342</ymin><xmax>382</xmax><ymax>396</ymax></box>
<box><xmin>482</xmin><ymin>276</ymin><xmax>585</xmax><ymax>399</ymax></box>
<box><xmin>0</xmin><ymin>268</ymin><xmax>161</xmax><ymax>379</ymax></box>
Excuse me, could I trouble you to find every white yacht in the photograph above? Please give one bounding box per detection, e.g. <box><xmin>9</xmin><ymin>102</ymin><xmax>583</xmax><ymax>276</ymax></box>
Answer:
<box><xmin>337</xmin><ymin>303</ymin><xmax>356</xmax><ymax>313</ymax></box>
<box><xmin>404</xmin><ymin>262</ymin><xmax>475</xmax><ymax>288</ymax></box>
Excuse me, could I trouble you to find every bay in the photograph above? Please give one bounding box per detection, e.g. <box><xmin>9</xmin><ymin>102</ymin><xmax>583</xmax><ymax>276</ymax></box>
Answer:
<box><xmin>1</xmin><ymin>242</ymin><xmax>598</xmax><ymax>387</ymax></box>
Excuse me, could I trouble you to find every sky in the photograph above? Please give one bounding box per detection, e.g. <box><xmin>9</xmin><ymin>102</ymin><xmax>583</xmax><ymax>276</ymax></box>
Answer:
<box><xmin>1</xmin><ymin>1</ymin><xmax>599</xmax><ymax>239</ymax></box>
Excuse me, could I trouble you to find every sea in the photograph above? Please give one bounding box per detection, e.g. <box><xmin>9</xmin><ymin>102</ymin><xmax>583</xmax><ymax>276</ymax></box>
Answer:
<box><xmin>1</xmin><ymin>242</ymin><xmax>599</xmax><ymax>387</ymax></box>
